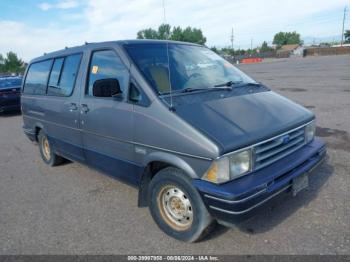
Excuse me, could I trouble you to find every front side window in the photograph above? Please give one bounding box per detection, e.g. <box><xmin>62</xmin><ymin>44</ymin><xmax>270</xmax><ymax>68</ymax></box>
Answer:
<box><xmin>87</xmin><ymin>50</ymin><xmax>128</xmax><ymax>97</ymax></box>
<box><xmin>48</xmin><ymin>54</ymin><xmax>81</xmax><ymax>96</ymax></box>
<box><xmin>24</xmin><ymin>60</ymin><xmax>52</xmax><ymax>95</ymax></box>
<box><xmin>124</xmin><ymin>43</ymin><xmax>255</xmax><ymax>95</ymax></box>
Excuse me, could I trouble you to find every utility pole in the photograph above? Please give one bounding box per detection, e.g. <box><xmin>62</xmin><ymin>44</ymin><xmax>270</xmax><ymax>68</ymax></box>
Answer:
<box><xmin>341</xmin><ymin>6</ymin><xmax>347</xmax><ymax>46</ymax></box>
<box><xmin>230</xmin><ymin>27</ymin><xmax>234</xmax><ymax>50</ymax></box>
<box><xmin>251</xmin><ymin>38</ymin><xmax>253</xmax><ymax>50</ymax></box>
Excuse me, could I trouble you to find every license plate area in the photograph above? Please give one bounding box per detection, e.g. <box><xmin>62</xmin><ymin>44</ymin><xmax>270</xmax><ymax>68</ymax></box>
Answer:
<box><xmin>292</xmin><ymin>173</ymin><xmax>309</xmax><ymax>196</ymax></box>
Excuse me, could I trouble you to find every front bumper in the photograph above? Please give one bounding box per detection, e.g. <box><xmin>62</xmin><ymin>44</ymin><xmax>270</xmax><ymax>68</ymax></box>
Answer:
<box><xmin>193</xmin><ymin>137</ymin><xmax>326</xmax><ymax>225</ymax></box>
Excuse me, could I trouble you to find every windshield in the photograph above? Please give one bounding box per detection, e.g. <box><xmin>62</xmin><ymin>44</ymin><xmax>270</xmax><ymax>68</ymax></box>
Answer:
<box><xmin>0</xmin><ymin>78</ymin><xmax>22</xmax><ymax>89</ymax></box>
<box><xmin>124</xmin><ymin>43</ymin><xmax>255</xmax><ymax>95</ymax></box>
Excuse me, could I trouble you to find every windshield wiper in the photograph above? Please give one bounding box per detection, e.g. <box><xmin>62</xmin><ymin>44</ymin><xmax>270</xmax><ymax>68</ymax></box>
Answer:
<box><xmin>160</xmin><ymin>84</ymin><xmax>240</xmax><ymax>96</ymax></box>
<box><xmin>180</xmin><ymin>87</ymin><xmax>210</xmax><ymax>93</ymax></box>
<box><xmin>214</xmin><ymin>80</ymin><xmax>242</xmax><ymax>87</ymax></box>
<box><xmin>239</xmin><ymin>82</ymin><xmax>261</xmax><ymax>86</ymax></box>
<box><xmin>160</xmin><ymin>87</ymin><xmax>207</xmax><ymax>95</ymax></box>
<box><xmin>214</xmin><ymin>81</ymin><xmax>261</xmax><ymax>88</ymax></box>
<box><xmin>161</xmin><ymin>87</ymin><xmax>230</xmax><ymax>95</ymax></box>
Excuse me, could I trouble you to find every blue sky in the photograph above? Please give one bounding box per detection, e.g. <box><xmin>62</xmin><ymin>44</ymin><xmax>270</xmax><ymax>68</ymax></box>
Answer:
<box><xmin>0</xmin><ymin>0</ymin><xmax>349</xmax><ymax>61</ymax></box>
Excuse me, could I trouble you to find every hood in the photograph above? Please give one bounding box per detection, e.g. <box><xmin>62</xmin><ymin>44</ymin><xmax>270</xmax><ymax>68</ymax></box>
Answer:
<box><xmin>175</xmin><ymin>91</ymin><xmax>314</xmax><ymax>155</ymax></box>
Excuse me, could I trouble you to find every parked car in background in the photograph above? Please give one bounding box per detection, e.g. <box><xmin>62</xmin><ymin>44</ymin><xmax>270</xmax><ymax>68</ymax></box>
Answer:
<box><xmin>0</xmin><ymin>76</ymin><xmax>22</xmax><ymax>113</ymax></box>
<box><xmin>21</xmin><ymin>40</ymin><xmax>326</xmax><ymax>242</ymax></box>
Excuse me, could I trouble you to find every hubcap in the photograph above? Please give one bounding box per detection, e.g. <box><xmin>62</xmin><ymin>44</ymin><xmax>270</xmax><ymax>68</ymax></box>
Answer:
<box><xmin>157</xmin><ymin>185</ymin><xmax>193</xmax><ymax>231</ymax></box>
<box><xmin>42</xmin><ymin>137</ymin><xmax>51</xmax><ymax>160</ymax></box>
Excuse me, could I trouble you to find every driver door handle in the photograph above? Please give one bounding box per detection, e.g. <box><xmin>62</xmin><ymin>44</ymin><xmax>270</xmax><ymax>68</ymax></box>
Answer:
<box><xmin>68</xmin><ymin>103</ymin><xmax>78</xmax><ymax>111</ymax></box>
<box><xmin>81</xmin><ymin>104</ymin><xmax>89</xmax><ymax>113</ymax></box>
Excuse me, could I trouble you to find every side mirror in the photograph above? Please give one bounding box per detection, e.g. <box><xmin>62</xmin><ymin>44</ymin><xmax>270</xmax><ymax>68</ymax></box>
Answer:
<box><xmin>93</xmin><ymin>78</ymin><xmax>122</xmax><ymax>98</ymax></box>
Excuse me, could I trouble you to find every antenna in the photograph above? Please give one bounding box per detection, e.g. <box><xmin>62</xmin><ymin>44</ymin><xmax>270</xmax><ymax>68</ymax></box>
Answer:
<box><xmin>162</xmin><ymin>0</ymin><xmax>174</xmax><ymax>111</ymax></box>
<box><xmin>165</xmin><ymin>38</ymin><xmax>174</xmax><ymax>111</ymax></box>
<box><xmin>162</xmin><ymin>0</ymin><xmax>175</xmax><ymax>111</ymax></box>
<box><xmin>162</xmin><ymin>0</ymin><xmax>167</xmax><ymax>24</ymax></box>
<box><xmin>230</xmin><ymin>27</ymin><xmax>234</xmax><ymax>50</ymax></box>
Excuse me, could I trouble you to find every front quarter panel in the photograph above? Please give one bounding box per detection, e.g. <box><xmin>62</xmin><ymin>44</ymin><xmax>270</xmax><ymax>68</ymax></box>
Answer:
<box><xmin>141</xmin><ymin>151</ymin><xmax>212</xmax><ymax>179</ymax></box>
<box><xmin>132</xmin><ymin>99</ymin><xmax>219</xmax><ymax>179</ymax></box>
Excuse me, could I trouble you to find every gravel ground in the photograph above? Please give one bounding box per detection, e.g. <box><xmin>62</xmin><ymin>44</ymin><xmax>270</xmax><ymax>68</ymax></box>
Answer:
<box><xmin>0</xmin><ymin>55</ymin><xmax>349</xmax><ymax>255</ymax></box>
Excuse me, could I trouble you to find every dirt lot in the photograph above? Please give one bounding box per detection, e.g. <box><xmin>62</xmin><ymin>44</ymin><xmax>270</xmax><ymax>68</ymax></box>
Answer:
<box><xmin>0</xmin><ymin>55</ymin><xmax>349</xmax><ymax>255</ymax></box>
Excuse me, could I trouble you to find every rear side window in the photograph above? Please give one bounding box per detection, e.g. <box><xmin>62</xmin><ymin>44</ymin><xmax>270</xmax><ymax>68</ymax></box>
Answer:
<box><xmin>24</xmin><ymin>60</ymin><xmax>52</xmax><ymax>95</ymax></box>
<box><xmin>87</xmin><ymin>50</ymin><xmax>128</xmax><ymax>96</ymax></box>
<box><xmin>48</xmin><ymin>54</ymin><xmax>82</xmax><ymax>96</ymax></box>
<box><xmin>48</xmin><ymin>58</ymin><xmax>64</xmax><ymax>89</ymax></box>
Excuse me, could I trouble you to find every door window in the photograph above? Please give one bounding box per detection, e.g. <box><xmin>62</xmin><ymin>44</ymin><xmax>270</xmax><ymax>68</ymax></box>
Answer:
<box><xmin>87</xmin><ymin>50</ymin><xmax>128</xmax><ymax>97</ymax></box>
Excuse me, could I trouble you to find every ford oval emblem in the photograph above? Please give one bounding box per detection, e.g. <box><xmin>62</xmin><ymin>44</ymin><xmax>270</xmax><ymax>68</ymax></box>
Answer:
<box><xmin>281</xmin><ymin>135</ymin><xmax>290</xmax><ymax>144</ymax></box>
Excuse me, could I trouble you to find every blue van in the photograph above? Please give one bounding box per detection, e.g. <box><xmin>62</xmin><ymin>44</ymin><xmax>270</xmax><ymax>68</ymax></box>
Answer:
<box><xmin>21</xmin><ymin>40</ymin><xmax>326</xmax><ymax>242</ymax></box>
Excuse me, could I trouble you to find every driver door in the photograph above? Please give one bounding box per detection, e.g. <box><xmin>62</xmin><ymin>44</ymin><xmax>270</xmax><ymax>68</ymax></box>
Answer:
<box><xmin>79</xmin><ymin>49</ymin><xmax>138</xmax><ymax>184</ymax></box>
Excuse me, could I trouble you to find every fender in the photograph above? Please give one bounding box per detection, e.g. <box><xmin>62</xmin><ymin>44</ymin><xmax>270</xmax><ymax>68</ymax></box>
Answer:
<box><xmin>138</xmin><ymin>151</ymin><xmax>199</xmax><ymax>207</ymax></box>
<box><xmin>142</xmin><ymin>151</ymin><xmax>198</xmax><ymax>179</ymax></box>
<box><xmin>34</xmin><ymin>121</ymin><xmax>44</xmax><ymax>132</ymax></box>
<box><xmin>31</xmin><ymin>121</ymin><xmax>45</xmax><ymax>141</ymax></box>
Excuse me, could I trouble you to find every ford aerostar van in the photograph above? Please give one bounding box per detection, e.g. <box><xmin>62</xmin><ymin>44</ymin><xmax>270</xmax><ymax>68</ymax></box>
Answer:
<box><xmin>21</xmin><ymin>40</ymin><xmax>326</xmax><ymax>242</ymax></box>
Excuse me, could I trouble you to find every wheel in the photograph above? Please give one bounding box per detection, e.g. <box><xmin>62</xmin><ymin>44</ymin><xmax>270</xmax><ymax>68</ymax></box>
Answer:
<box><xmin>38</xmin><ymin>130</ymin><xmax>64</xmax><ymax>166</ymax></box>
<box><xmin>148</xmin><ymin>167</ymin><xmax>215</xmax><ymax>242</ymax></box>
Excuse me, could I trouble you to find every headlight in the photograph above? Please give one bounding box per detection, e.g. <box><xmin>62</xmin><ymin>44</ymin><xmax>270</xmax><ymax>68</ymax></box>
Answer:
<box><xmin>203</xmin><ymin>149</ymin><xmax>252</xmax><ymax>184</ymax></box>
<box><xmin>229</xmin><ymin>149</ymin><xmax>252</xmax><ymax>178</ymax></box>
<box><xmin>305</xmin><ymin>121</ymin><xmax>315</xmax><ymax>143</ymax></box>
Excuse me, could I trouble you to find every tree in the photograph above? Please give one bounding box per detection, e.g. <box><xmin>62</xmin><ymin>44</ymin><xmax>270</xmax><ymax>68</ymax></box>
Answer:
<box><xmin>0</xmin><ymin>52</ymin><xmax>25</xmax><ymax>74</ymax></box>
<box><xmin>137</xmin><ymin>24</ymin><xmax>207</xmax><ymax>45</ymax></box>
<box><xmin>210</xmin><ymin>46</ymin><xmax>219</xmax><ymax>54</ymax></box>
<box><xmin>4</xmin><ymin>52</ymin><xmax>24</xmax><ymax>73</ymax></box>
<box><xmin>179</xmin><ymin>27</ymin><xmax>206</xmax><ymax>45</ymax></box>
<box><xmin>273</xmin><ymin>31</ymin><xmax>302</xmax><ymax>48</ymax></box>
<box><xmin>137</xmin><ymin>28</ymin><xmax>158</xmax><ymax>40</ymax></box>
<box><xmin>221</xmin><ymin>47</ymin><xmax>235</xmax><ymax>56</ymax></box>
<box><xmin>0</xmin><ymin>54</ymin><xmax>4</xmax><ymax>73</ymax></box>
<box><xmin>158</xmin><ymin>24</ymin><xmax>171</xmax><ymax>40</ymax></box>
<box><xmin>260</xmin><ymin>41</ymin><xmax>273</xmax><ymax>52</ymax></box>
<box><xmin>345</xmin><ymin>30</ymin><xmax>350</xmax><ymax>43</ymax></box>
<box><xmin>171</xmin><ymin>26</ymin><xmax>184</xmax><ymax>41</ymax></box>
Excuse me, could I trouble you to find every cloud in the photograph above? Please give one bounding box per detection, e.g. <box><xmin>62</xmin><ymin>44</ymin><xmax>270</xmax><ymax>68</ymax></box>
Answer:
<box><xmin>0</xmin><ymin>20</ymin><xmax>84</xmax><ymax>61</ymax></box>
<box><xmin>38</xmin><ymin>3</ymin><xmax>51</xmax><ymax>11</ymax></box>
<box><xmin>38</xmin><ymin>0</ymin><xmax>78</xmax><ymax>11</ymax></box>
<box><xmin>82</xmin><ymin>0</ymin><xmax>349</xmax><ymax>47</ymax></box>
<box><xmin>1</xmin><ymin>0</ymin><xmax>349</xmax><ymax>61</ymax></box>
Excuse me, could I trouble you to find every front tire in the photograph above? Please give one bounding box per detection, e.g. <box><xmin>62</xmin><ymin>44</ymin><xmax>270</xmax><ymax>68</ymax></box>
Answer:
<box><xmin>38</xmin><ymin>130</ymin><xmax>64</xmax><ymax>166</ymax></box>
<box><xmin>148</xmin><ymin>167</ymin><xmax>215</xmax><ymax>242</ymax></box>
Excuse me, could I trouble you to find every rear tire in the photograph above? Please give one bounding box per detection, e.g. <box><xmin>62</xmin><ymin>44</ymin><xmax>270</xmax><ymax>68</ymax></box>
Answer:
<box><xmin>38</xmin><ymin>130</ymin><xmax>64</xmax><ymax>166</ymax></box>
<box><xmin>148</xmin><ymin>167</ymin><xmax>215</xmax><ymax>242</ymax></box>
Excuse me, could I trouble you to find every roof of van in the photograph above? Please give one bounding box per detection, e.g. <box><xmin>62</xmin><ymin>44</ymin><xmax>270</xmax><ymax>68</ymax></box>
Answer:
<box><xmin>30</xmin><ymin>39</ymin><xmax>202</xmax><ymax>63</ymax></box>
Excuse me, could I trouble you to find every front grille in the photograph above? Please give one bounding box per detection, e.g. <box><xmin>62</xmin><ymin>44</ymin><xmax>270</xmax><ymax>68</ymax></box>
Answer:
<box><xmin>254</xmin><ymin>126</ymin><xmax>306</xmax><ymax>170</ymax></box>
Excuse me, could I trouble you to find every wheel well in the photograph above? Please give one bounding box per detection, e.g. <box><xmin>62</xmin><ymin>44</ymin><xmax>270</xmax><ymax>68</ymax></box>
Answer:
<box><xmin>148</xmin><ymin>161</ymin><xmax>171</xmax><ymax>179</ymax></box>
<box><xmin>34</xmin><ymin>126</ymin><xmax>41</xmax><ymax>142</ymax></box>
<box><xmin>138</xmin><ymin>161</ymin><xmax>173</xmax><ymax>207</ymax></box>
